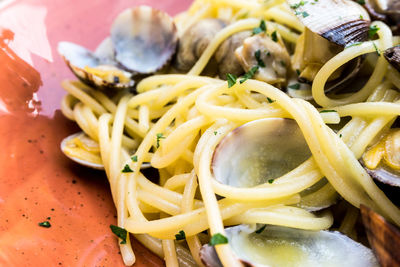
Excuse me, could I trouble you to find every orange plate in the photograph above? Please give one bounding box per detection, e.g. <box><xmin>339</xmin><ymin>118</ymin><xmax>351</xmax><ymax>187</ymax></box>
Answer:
<box><xmin>0</xmin><ymin>0</ymin><xmax>192</xmax><ymax>266</ymax></box>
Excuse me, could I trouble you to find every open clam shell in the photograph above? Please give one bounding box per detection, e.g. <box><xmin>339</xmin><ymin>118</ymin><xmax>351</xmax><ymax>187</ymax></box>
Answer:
<box><xmin>61</xmin><ymin>132</ymin><xmax>150</xmax><ymax>170</ymax></box>
<box><xmin>110</xmin><ymin>6</ymin><xmax>178</xmax><ymax>74</ymax></box>
<box><xmin>287</xmin><ymin>0</ymin><xmax>370</xmax><ymax>46</ymax></box>
<box><xmin>212</xmin><ymin>118</ymin><xmax>311</xmax><ymax>188</ymax></box>
<box><xmin>58</xmin><ymin>41</ymin><xmax>135</xmax><ymax>90</ymax></box>
<box><xmin>200</xmin><ymin>224</ymin><xmax>379</xmax><ymax>267</ymax></box>
<box><xmin>384</xmin><ymin>46</ymin><xmax>400</xmax><ymax>72</ymax></box>
<box><xmin>361</xmin><ymin>205</ymin><xmax>400</xmax><ymax>267</ymax></box>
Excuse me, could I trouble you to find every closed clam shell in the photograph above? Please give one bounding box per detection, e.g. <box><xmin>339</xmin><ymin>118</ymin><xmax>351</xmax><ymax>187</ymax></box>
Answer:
<box><xmin>110</xmin><ymin>6</ymin><xmax>178</xmax><ymax>74</ymax></box>
<box><xmin>287</xmin><ymin>0</ymin><xmax>371</xmax><ymax>46</ymax></box>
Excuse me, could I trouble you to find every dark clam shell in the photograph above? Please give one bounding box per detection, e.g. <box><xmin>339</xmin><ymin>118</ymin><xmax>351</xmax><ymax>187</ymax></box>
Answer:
<box><xmin>384</xmin><ymin>46</ymin><xmax>400</xmax><ymax>72</ymax></box>
<box><xmin>361</xmin><ymin>205</ymin><xmax>400</xmax><ymax>267</ymax></box>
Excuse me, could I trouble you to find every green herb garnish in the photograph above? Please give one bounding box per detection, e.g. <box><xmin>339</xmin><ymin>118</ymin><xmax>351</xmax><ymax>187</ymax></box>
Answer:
<box><xmin>110</xmin><ymin>225</ymin><xmax>127</xmax><ymax>244</ymax></box>
<box><xmin>156</xmin><ymin>133</ymin><xmax>165</xmax><ymax>148</ymax></box>
<box><xmin>373</xmin><ymin>42</ymin><xmax>381</xmax><ymax>56</ymax></box>
<box><xmin>268</xmin><ymin>179</ymin><xmax>275</xmax><ymax>184</ymax></box>
<box><xmin>38</xmin><ymin>221</ymin><xmax>51</xmax><ymax>228</ymax></box>
<box><xmin>302</xmin><ymin>11</ymin><xmax>309</xmax><ymax>18</ymax></box>
<box><xmin>122</xmin><ymin>164</ymin><xmax>134</xmax><ymax>173</ymax></box>
<box><xmin>296</xmin><ymin>69</ymin><xmax>301</xmax><ymax>75</ymax></box>
<box><xmin>227</xmin><ymin>73</ymin><xmax>237</xmax><ymax>88</ymax></box>
<box><xmin>131</xmin><ymin>155</ymin><xmax>138</xmax><ymax>162</ymax></box>
<box><xmin>267</xmin><ymin>97</ymin><xmax>275</xmax><ymax>103</ymax></box>
<box><xmin>290</xmin><ymin>0</ymin><xmax>306</xmax><ymax>9</ymax></box>
<box><xmin>255</xmin><ymin>50</ymin><xmax>265</xmax><ymax>67</ymax></box>
<box><xmin>320</xmin><ymin>110</ymin><xmax>337</xmax><ymax>113</ymax></box>
<box><xmin>357</xmin><ymin>0</ymin><xmax>365</xmax><ymax>4</ymax></box>
<box><xmin>240</xmin><ymin>66</ymin><xmax>259</xmax><ymax>84</ymax></box>
<box><xmin>271</xmin><ymin>31</ymin><xmax>278</xmax><ymax>42</ymax></box>
<box><xmin>175</xmin><ymin>230</ymin><xmax>186</xmax><ymax>241</ymax></box>
<box><xmin>288</xmin><ymin>83</ymin><xmax>301</xmax><ymax>90</ymax></box>
<box><xmin>209</xmin><ymin>233</ymin><xmax>228</xmax><ymax>246</ymax></box>
<box><xmin>252</xmin><ymin>20</ymin><xmax>266</xmax><ymax>35</ymax></box>
<box><xmin>345</xmin><ymin>42</ymin><xmax>362</xmax><ymax>49</ymax></box>
<box><xmin>255</xmin><ymin>224</ymin><xmax>267</xmax><ymax>234</ymax></box>
<box><xmin>368</xmin><ymin>25</ymin><xmax>380</xmax><ymax>39</ymax></box>
<box><xmin>214</xmin><ymin>131</ymin><xmax>218</xmax><ymax>135</ymax></box>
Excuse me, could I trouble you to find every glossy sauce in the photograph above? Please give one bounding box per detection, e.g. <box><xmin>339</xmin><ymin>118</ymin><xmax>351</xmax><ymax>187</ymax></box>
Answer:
<box><xmin>0</xmin><ymin>0</ymin><xmax>192</xmax><ymax>265</ymax></box>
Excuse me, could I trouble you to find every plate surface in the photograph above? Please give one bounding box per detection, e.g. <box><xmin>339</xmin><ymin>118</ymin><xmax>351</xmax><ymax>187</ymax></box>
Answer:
<box><xmin>0</xmin><ymin>0</ymin><xmax>192</xmax><ymax>265</ymax></box>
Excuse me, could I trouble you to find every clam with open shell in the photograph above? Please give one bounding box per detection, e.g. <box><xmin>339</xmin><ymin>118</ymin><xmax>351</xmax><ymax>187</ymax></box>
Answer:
<box><xmin>200</xmin><ymin>224</ymin><xmax>379</xmax><ymax>267</ymax></box>
<box><xmin>58</xmin><ymin>6</ymin><xmax>178</xmax><ymax>90</ymax></box>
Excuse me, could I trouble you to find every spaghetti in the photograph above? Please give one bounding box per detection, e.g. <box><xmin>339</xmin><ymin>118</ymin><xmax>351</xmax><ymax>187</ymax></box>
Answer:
<box><xmin>59</xmin><ymin>0</ymin><xmax>400</xmax><ymax>266</ymax></box>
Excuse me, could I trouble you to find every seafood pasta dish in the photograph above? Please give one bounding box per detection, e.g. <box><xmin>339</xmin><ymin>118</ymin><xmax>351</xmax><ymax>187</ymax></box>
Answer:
<box><xmin>57</xmin><ymin>0</ymin><xmax>400</xmax><ymax>266</ymax></box>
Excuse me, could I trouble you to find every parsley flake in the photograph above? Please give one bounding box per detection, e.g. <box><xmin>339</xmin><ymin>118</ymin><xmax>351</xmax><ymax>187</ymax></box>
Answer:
<box><xmin>345</xmin><ymin>42</ymin><xmax>362</xmax><ymax>49</ymax></box>
<box><xmin>320</xmin><ymin>110</ymin><xmax>337</xmax><ymax>113</ymax></box>
<box><xmin>209</xmin><ymin>233</ymin><xmax>228</xmax><ymax>246</ymax></box>
<box><xmin>357</xmin><ymin>0</ymin><xmax>365</xmax><ymax>4</ymax></box>
<box><xmin>227</xmin><ymin>73</ymin><xmax>237</xmax><ymax>88</ymax></box>
<box><xmin>368</xmin><ymin>25</ymin><xmax>380</xmax><ymax>39</ymax></box>
<box><xmin>38</xmin><ymin>221</ymin><xmax>51</xmax><ymax>228</ymax></box>
<box><xmin>156</xmin><ymin>133</ymin><xmax>165</xmax><ymax>148</ymax></box>
<box><xmin>373</xmin><ymin>42</ymin><xmax>381</xmax><ymax>56</ymax></box>
<box><xmin>267</xmin><ymin>97</ymin><xmax>275</xmax><ymax>103</ymax></box>
<box><xmin>175</xmin><ymin>230</ymin><xmax>186</xmax><ymax>240</ymax></box>
<box><xmin>302</xmin><ymin>11</ymin><xmax>309</xmax><ymax>18</ymax></box>
<box><xmin>268</xmin><ymin>179</ymin><xmax>275</xmax><ymax>184</ymax></box>
<box><xmin>339</xmin><ymin>134</ymin><xmax>343</xmax><ymax>138</ymax></box>
<box><xmin>255</xmin><ymin>224</ymin><xmax>267</xmax><ymax>234</ymax></box>
<box><xmin>214</xmin><ymin>131</ymin><xmax>218</xmax><ymax>135</ymax></box>
<box><xmin>110</xmin><ymin>225</ymin><xmax>127</xmax><ymax>244</ymax></box>
<box><xmin>271</xmin><ymin>31</ymin><xmax>278</xmax><ymax>42</ymax></box>
<box><xmin>131</xmin><ymin>155</ymin><xmax>138</xmax><ymax>162</ymax></box>
<box><xmin>240</xmin><ymin>66</ymin><xmax>259</xmax><ymax>84</ymax></box>
<box><xmin>255</xmin><ymin>50</ymin><xmax>265</xmax><ymax>67</ymax></box>
<box><xmin>122</xmin><ymin>164</ymin><xmax>134</xmax><ymax>173</ymax></box>
<box><xmin>252</xmin><ymin>20</ymin><xmax>266</xmax><ymax>35</ymax></box>
<box><xmin>288</xmin><ymin>83</ymin><xmax>301</xmax><ymax>90</ymax></box>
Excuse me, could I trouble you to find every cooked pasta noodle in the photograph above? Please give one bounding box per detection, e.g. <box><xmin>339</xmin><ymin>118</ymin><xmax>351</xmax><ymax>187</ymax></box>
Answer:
<box><xmin>59</xmin><ymin>0</ymin><xmax>400</xmax><ymax>266</ymax></box>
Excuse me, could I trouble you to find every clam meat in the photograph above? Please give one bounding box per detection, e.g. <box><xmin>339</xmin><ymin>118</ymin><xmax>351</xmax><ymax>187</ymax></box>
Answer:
<box><xmin>200</xmin><ymin>224</ymin><xmax>379</xmax><ymax>267</ymax></box>
<box><xmin>384</xmin><ymin>45</ymin><xmax>400</xmax><ymax>72</ymax></box>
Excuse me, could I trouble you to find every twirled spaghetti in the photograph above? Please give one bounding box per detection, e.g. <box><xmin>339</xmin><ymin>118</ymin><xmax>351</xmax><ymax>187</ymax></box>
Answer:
<box><xmin>59</xmin><ymin>0</ymin><xmax>400</xmax><ymax>266</ymax></box>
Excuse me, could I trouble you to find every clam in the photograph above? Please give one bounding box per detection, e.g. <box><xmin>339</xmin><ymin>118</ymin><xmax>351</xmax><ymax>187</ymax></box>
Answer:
<box><xmin>361</xmin><ymin>204</ymin><xmax>400</xmax><ymax>267</ymax></box>
<box><xmin>58</xmin><ymin>6</ymin><xmax>178</xmax><ymax>90</ymax></box>
<box><xmin>174</xmin><ymin>19</ymin><xmax>226</xmax><ymax>72</ymax></box>
<box><xmin>288</xmin><ymin>0</ymin><xmax>370</xmax><ymax>95</ymax></box>
<box><xmin>384</xmin><ymin>46</ymin><xmax>400</xmax><ymax>72</ymax></box>
<box><xmin>200</xmin><ymin>224</ymin><xmax>379</xmax><ymax>267</ymax></box>
<box><xmin>212</xmin><ymin>118</ymin><xmax>311</xmax><ymax>188</ymax></box>
<box><xmin>214</xmin><ymin>31</ymin><xmax>252</xmax><ymax>78</ymax></box>
<box><xmin>235</xmin><ymin>32</ymin><xmax>291</xmax><ymax>86</ymax></box>
<box><xmin>61</xmin><ymin>132</ymin><xmax>150</xmax><ymax>170</ymax></box>
<box><xmin>110</xmin><ymin>6</ymin><xmax>178</xmax><ymax>74</ymax></box>
<box><xmin>361</xmin><ymin>129</ymin><xmax>400</xmax><ymax>187</ymax></box>
<box><xmin>363</xmin><ymin>0</ymin><xmax>400</xmax><ymax>33</ymax></box>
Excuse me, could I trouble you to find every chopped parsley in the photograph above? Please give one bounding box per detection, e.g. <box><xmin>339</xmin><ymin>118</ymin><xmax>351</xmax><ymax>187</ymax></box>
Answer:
<box><xmin>121</xmin><ymin>164</ymin><xmax>134</xmax><ymax>173</ymax></box>
<box><xmin>360</xmin><ymin>14</ymin><xmax>364</xmax><ymax>19</ymax></box>
<box><xmin>357</xmin><ymin>0</ymin><xmax>365</xmax><ymax>4</ymax></box>
<box><xmin>227</xmin><ymin>73</ymin><xmax>237</xmax><ymax>88</ymax></box>
<box><xmin>156</xmin><ymin>133</ymin><xmax>165</xmax><ymax>148</ymax></box>
<box><xmin>339</xmin><ymin>134</ymin><xmax>343</xmax><ymax>138</ymax></box>
<box><xmin>271</xmin><ymin>31</ymin><xmax>278</xmax><ymax>42</ymax></box>
<box><xmin>110</xmin><ymin>225</ymin><xmax>127</xmax><ymax>244</ymax></box>
<box><xmin>301</xmin><ymin>11</ymin><xmax>309</xmax><ymax>18</ymax></box>
<box><xmin>255</xmin><ymin>50</ymin><xmax>265</xmax><ymax>67</ymax></box>
<box><xmin>38</xmin><ymin>221</ymin><xmax>51</xmax><ymax>228</ymax></box>
<box><xmin>252</xmin><ymin>20</ymin><xmax>266</xmax><ymax>35</ymax></box>
<box><xmin>288</xmin><ymin>83</ymin><xmax>301</xmax><ymax>90</ymax></box>
<box><xmin>175</xmin><ymin>230</ymin><xmax>186</xmax><ymax>240</ymax></box>
<box><xmin>290</xmin><ymin>0</ymin><xmax>307</xmax><ymax>9</ymax></box>
<box><xmin>345</xmin><ymin>42</ymin><xmax>362</xmax><ymax>49</ymax></box>
<box><xmin>320</xmin><ymin>109</ymin><xmax>337</xmax><ymax>113</ymax></box>
<box><xmin>267</xmin><ymin>97</ymin><xmax>275</xmax><ymax>103</ymax></box>
<box><xmin>296</xmin><ymin>69</ymin><xmax>301</xmax><ymax>75</ymax></box>
<box><xmin>268</xmin><ymin>179</ymin><xmax>275</xmax><ymax>184</ymax></box>
<box><xmin>240</xmin><ymin>66</ymin><xmax>259</xmax><ymax>84</ymax></box>
<box><xmin>131</xmin><ymin>155</ymin><xmax>138</xmax><ymax>162</ymax></box>
<box><xmin>373</xmin><ymin>42</ymin><xmax>381</xmax><ymax>56</ymax></box>
<box><xmin>209</xmin><ymin>233</ymin><xmax>228</xmax><ymax>246</ymax></box>
<box><xmin>368</xmin><ymin>25</ymin><xmax>380</xmax><ymax>39</ymax></box>
<box><xmin>255</xmin><ymin>224</ymin><xmax>267</xmax><ymax>234</ymax></box>
<box><xmin>214</xmin><ymin>131</ymin><xmax>218</xmax><ymax>135</ymax></box>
